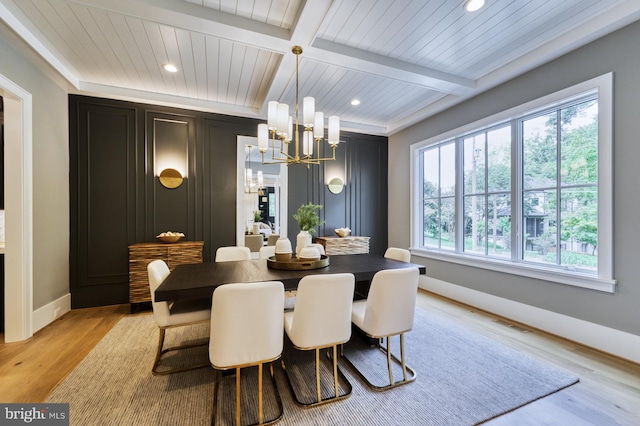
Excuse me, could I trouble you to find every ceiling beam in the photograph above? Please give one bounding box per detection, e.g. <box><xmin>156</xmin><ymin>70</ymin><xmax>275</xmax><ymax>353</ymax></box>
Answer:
<box><xmin>256</xmin><ymin>0</ymin><xmax>334</xmax><ymax>115</ymax></box>
<box><xmin>65</xmin><ymin>0</ymin><xmax>291</xmax><ymax>52</ymax></box>
<box><xmin>310</xmin><ymin>39</ymin><xmax>476</xmax><ymax>96</ymax></box>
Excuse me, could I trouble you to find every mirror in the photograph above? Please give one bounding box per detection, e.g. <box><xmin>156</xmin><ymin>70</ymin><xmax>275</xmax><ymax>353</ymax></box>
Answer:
<box><xmin>236</xmin><ymin>136</ymin><xmax>288</xmax><ymax>246</ymax></box>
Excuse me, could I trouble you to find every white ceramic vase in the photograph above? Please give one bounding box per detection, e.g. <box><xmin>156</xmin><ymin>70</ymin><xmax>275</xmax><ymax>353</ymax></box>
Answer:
<box><xmin>296</xmin><ymin>230</ymin><xmax>312</xmax><ymax>257</ymax></box>
<box><xmin>252</xmin><ymin>223</ymin><xmax>259</xmax><ymax>235</ymax></box>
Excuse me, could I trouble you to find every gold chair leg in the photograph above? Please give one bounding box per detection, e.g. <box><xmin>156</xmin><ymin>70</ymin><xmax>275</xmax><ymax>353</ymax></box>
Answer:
<box><xmin>343</xmin><ymin>332</ymin><xmax>417</xmax><ymax>391</ymax></box>
<box><xmin>283</xmin><ymin>346</ymin><xmax>352</xmax><ymax>407</ymax></box>
<box><xmin>386</xmin><ymin>337</ymin><xmax>393</xmax><ymax>386</ymax></box>
<box><xmin>317</xmin><ymin>346</ymin><xmax>342</xmax><ymax>402</ymax></box>
<box><xmin>152</xmin><ymin>326</ymin><xmax>210</xmax><ymax>375</ymax></box>
<box><xmin>212</xmin><ymin>362</ymin><xmax>283</xmax><ymax>426</ymax></box>
<box><xmin>333</xmin><ymin>346</ymin><xmax>340</xmax><ymax>398</ymax></box>
<box><xmin>235</xmin><ymin>367</ymin><xmax>241</xmax><ymax>426</ymax></box>
<box><xmin>258</xmin><ymin>363</ymin><xmax>263</xmax><ymax>425</ymax></box>
<box><xmin>315</xmin><ymin>348</ymin><xmax>321</xmax><ymax>403</ymax></box>
<box><xmin>400</xmin><ymin>333</ymin><xmax>407</xmax><ymax>382</ymax></box>
<box><xmin>152</xmin><ymin>328</ymin><xmax>167</xmax><ymax>373</ymax></box>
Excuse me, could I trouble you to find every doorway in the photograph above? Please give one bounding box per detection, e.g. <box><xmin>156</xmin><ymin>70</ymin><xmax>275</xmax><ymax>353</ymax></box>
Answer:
<box><xmin>0</xmin><ymin>72</ymin><xmax>33</xmax><ymax>342</ymax></box>
<box><xmin>1</xmin><ymin>95</ymin><xmax>4</xmax><ymax>332</ymax></box>
<box><xmin>236</xmin><ymin>136</ymin><xmax>288</xmax><ymax>246</ymax></box>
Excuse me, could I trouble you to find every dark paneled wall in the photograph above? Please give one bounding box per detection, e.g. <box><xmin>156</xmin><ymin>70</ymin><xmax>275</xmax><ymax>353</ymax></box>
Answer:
<box><xmin>287</xmin><ymin>133</ymin><xmax>388</xmax><ymax>255</ymax></box>
<box><xmin>69</xmin><ymin>95</ymin><xmax>388</xmax><ymax>308</ymax></box>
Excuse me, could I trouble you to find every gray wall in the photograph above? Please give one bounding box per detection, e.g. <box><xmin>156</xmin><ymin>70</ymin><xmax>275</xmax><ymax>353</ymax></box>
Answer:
<box><xmin>389</xmin><ymin>19</ymin><xmax>640</xmax><ymax>336</ymax></box>
<box><xmin>0</xmin><ymin>22</ymin><xmax>70</xmax><ymax>311</ymax></box>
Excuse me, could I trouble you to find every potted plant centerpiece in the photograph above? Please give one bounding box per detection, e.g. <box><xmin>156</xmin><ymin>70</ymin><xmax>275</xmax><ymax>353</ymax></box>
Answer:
<box><xmin>293</xmin><ymin>203</ymin><xmax>324</xmax><ymax>257</ymax></box>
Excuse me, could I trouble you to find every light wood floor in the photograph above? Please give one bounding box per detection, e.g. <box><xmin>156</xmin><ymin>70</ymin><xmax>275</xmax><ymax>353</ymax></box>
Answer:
<box><xmin>1</xmin><ymin>291</ymin><xmax>639</xmax><ymax>425</ymax></box>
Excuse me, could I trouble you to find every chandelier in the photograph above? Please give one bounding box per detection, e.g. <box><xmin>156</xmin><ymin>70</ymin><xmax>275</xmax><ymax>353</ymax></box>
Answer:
<box><xmin>257</xmin><ymin>46</ymin><xmax>340</xmax><ymax>167</ymax></box>
<box><xmin>244</xmin><ymin>145</ymin><xmax>264</xmax><ymax>195</ymax></box>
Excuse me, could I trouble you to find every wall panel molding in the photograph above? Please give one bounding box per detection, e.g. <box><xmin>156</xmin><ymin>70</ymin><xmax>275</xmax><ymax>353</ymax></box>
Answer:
<box><xmin>69</xmin><ymin>94</ymin><xmax>388</xmax><ymax>307</ymax></box>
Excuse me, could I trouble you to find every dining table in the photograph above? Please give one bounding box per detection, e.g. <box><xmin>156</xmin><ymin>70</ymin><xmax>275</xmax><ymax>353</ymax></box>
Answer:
<box><xmin>154</xmin><ymin>253</ymin><xmax>426</xmax><ymax>302</ymax></box>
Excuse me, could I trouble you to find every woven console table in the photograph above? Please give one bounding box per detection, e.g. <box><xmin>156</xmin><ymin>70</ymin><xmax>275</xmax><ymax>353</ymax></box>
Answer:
<box><xmin>128</xmin><ymin>241</ymin><xmax>204</xmax><ymax>305</ymax></box>
<box><xmin>315</xmin><ymin>236</ymin><xmax>370</xmax><ymax>255</ymax></box>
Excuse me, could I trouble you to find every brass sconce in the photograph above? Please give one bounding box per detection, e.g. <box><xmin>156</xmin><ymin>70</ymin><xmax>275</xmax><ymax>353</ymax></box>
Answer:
<box><xmin>328</xmin><ymin>177</ymin><xmax>344</xmax><ymax>194</ymax></box>
<box><xmin>159</xmin><ymin>168</ymin><xmax>183</xmax><ymax>189</ymax></box>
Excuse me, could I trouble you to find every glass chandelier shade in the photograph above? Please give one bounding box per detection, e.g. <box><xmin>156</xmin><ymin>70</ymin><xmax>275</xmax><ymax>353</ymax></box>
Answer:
<box><xmin>257</xmin><ymin>46</ymin><xmax>340</xmax><ymax>166</ymax></box>
<box><xmin>244</xmin><ymin>146</ymin><xmax>264</xmax><ymax>195</ymax></box>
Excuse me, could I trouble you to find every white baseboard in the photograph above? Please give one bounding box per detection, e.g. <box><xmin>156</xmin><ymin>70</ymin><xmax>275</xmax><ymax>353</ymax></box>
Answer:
<box><xmin>420</xmin><ymin>277</ymin><xmax>640</xmax><ymax>364</ymax></box>
<box><xmin>32</xmin><ymin>293</ymin><xmax>71</xmax><ymax>333</ymax></box>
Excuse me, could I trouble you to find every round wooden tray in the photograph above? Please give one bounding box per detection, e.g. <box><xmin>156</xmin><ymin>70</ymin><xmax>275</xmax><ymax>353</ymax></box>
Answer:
<box><xmin>267</xmin><ymin>255</ymin><xmax>329</xmax><ymax>270</ymax></box>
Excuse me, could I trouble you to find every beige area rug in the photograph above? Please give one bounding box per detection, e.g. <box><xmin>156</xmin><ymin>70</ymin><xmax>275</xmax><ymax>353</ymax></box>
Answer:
<box><xmin>46</xmin><ymin>308</ymin><xmax>578</xmax><ymax>425</ymax></box>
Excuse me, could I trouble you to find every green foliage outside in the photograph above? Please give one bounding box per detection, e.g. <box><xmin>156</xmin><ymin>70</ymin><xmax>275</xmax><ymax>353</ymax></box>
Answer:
<box><xmin>423</xmin><ymin>99</ymin><xmax>599</xmax><ymax>269</ymax></box>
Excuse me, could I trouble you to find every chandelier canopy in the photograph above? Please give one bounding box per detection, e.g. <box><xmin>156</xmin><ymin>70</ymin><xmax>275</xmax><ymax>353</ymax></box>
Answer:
<box><xmin>257</xmin><ymin>46</ymin><xmax>340</xmax><ymax>167</ymax></box>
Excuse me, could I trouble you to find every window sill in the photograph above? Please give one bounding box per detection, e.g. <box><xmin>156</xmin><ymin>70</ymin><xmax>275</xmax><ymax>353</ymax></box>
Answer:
<box><xmin>410</xmin><ymin>248</ymin><xmax>616</xmax><ymax>293</ymax></box>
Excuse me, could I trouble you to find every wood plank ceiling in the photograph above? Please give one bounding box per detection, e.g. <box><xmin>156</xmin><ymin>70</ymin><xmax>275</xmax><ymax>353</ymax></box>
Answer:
<box><xmin>1</xmin><ymin>0</ymin><xmax>639</xmax><ymax>135</ymax></box>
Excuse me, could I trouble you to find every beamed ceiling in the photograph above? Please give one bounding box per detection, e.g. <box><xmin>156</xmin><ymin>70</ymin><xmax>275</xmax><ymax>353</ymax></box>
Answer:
<box><xmin>1</xmin><ymin>0</ymin><xmax>639</xmax><ymax>135</ymax></box>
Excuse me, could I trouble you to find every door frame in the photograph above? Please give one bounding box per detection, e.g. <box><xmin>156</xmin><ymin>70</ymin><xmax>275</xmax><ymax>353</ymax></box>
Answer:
<box><xmin>0</xmin><ymin>72</ymin><xmax>33</xmax><ymax>342</ymax></box>
<box><xmin>236</xmin><ymin>136</ymin><xmax>288</xmax><ymax>246</ymax></box>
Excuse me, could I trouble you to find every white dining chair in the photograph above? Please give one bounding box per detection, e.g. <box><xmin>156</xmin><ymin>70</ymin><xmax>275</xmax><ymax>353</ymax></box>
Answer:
<box><xmin>267</xmin><ymin>234</ymin><xmax>280</xmax><ymax>246</ymax></box>
<box><xmin>344</xmin><ymin>267</ymin><xmax>419</xmax><ymax>390</ymax></box>
<box><xmin>244</xmin><ymin>234</ymin><xmax>263</xmax><ymax>253</ymax></box>
<box><xmin>209</xmin><ymin>281</ymin><xmax>284</xmax><ymax>425</ymax></box>
<box><xmin>147</xmin><ymin>259</ymin><xmax>210</xmax><ymax>375</ymax></box>
<box><xmin>215</xmin><ymin>246</ymin><xmax>251</xmax><ymax>262</ymax></box>
<box><xmin>283</xmin><ymin>273</ymin><xmax>355</xmax><ymax>406</ymax></box>
<box><xmin>384</xmin><ymin>247</ymin><xmax>411</xmax><ymax>263</ymax></box>
<box><xmin>259</xmin><ymin>245</ymin><xmax>276</xmax><ymax>259</ymax></box>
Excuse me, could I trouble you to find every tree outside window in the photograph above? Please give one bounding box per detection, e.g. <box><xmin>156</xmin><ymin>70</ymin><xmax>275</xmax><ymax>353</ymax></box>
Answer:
<box><xmin>418</xmin><ymin>96</ymin><xmax>598</xmax><ymax>273</ymax></box>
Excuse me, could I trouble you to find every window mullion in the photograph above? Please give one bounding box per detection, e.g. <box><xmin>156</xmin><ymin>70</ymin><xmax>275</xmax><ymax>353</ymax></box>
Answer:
<box><xmin>512</xmin><ymin>118</ymin><xmax>522</xmax><ymax>262</ymax></box>
<box><xmin>555</xmin><ymin>109</ymin><xmax>562</xmax><ymax>266</ymax></box>
<box><xmin>483</xmin><ymin>132</ymin><xmax>489</xmax><ymax>256</ymax></box>
<box><xmin>438</xmin><ymin>147</ymin><xmax>442</xmax><ymax>249</ymax></box>
<box><xmin>455</xmin><ymin>137</ymin><xmax>464</xmax><ymax>253</ymax></box>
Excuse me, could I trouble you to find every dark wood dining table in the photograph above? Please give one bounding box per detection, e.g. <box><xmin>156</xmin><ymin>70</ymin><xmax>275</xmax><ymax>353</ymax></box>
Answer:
<box><xmin>155</xmin><ymin>253</ymin><xmax>426</xmax><ymax>302</ymax></box>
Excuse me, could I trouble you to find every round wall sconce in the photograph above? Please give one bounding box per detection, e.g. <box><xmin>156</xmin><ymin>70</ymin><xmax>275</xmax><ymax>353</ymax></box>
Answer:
<box><xmin>159</xmin><ymin>168</ymin><xmax>183</xmax><ymax>189</ymax></box>
<box><xmin>328</xmin><ymin>177</ymin><xmax>344</xmax><ymax>194</ymax></box>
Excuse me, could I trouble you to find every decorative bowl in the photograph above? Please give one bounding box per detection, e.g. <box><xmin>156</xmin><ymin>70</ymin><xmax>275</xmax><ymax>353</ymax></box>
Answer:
<box><xmin>335</xmin><ymin>227</ymin><xmax>351</xmax><ymax>237</ymax></box>
<box><xmin>156</xmin><ymin>232</ymin><xmax>185</xmax><ymax>244</ymax></box>
<box><xmin>274</xmin><ymin>238</ymin><xmax>293</xmax><ymax>253</ymax></box>
<box><xmin>274</xmin><ymin>238</ymin><xmax>293</xmax><ymax>261</ymax></box>
<box><xmin>298</xmin><ymin>246</ymin><xmax>321</xmax><ymax>260</ymax></box>
<box><xmin>275</xmin><ymin>252</ymin><xmax>292</xmax><ymax>261</ymax></box>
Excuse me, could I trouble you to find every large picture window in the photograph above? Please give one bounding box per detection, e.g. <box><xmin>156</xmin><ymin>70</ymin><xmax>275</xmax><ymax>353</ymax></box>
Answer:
<box><xmin>411</xmin><ymin>74</ymin><xmax>614</xmax><ymax>292</ymax></box>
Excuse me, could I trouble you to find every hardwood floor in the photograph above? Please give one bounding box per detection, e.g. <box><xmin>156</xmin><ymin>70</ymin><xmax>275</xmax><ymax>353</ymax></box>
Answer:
<box><xmin>415</xmin><ymin>292</ymin><xmax>640</xmax><ymax>426</ymax></box>
<box><xmin>1</xmin><ymin>291</ymin><xmax>639</xmax><ymax>425</ymax></box>
<box><xmin>0</xmin><ymin>304</ymin><xmax>130</xmax><ymax>403</ymax></box>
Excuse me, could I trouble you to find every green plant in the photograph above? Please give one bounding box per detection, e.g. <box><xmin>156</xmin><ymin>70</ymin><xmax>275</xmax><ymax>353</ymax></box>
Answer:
<box><xmin>293</xmin><ymin>203</ymin><xmax>324</xmax><ymax>234</ymax></box>
<box><xmin>253</xmin><ymin>210</ymin><xmax>262</xmax><ymax>222</ymax></box>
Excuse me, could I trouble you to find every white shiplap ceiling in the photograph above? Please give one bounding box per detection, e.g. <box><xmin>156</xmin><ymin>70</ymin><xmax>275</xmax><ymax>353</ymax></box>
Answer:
<box><xmin>1</xmin><ymin>0</ymin><xmax>639</xmax><ymax>135</ymax></box>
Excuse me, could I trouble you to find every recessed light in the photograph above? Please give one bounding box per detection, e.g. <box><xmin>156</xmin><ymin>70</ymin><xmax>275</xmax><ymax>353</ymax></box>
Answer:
<box><xmin>350</xmin><ymin>99</ymin><xmax>361</xmax><ymax>106</ymax></box>
<box><xmin>464</xmin><ymin>0</ymin><xmax>485</xmax><ymax>12</ymax></box>
<box><xmin>163</xmin><ymin>64</ymin><xmax>178</xmax><ymax>73</ymax></box>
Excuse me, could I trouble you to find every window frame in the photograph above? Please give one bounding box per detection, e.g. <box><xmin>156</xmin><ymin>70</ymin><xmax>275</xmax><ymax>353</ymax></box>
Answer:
<box><xmin>410</xmin><ymin>73</ymin><xmax>615</xmax><ymax>293</ymax></box>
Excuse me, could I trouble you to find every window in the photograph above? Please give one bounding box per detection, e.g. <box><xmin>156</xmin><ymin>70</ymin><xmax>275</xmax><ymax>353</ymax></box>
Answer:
<box><xmin>422</xmin><ymin>142</ymin><xmax>456</xmax><ymax>250</ymax></box>
<box><xmin>411</xmin><ymin>74</ymin><xmax>614</xmax><ymax>292</ymax></box>
<box><xmin>463</xmin><ymin>125</ymin><xmax>511</xmax><ymax>259</ymax></box>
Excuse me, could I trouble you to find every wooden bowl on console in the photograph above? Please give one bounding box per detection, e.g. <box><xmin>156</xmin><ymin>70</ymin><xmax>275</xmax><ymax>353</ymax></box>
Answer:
<box><xmin>156</xmin><ymin>232</ymin><xmax>185</xmax><ymax>244</ymax></box>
